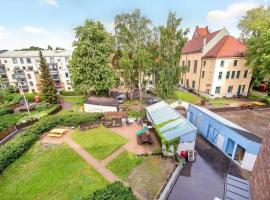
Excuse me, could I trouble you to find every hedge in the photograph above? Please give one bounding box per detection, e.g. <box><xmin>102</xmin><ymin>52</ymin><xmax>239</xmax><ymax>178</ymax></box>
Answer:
<box><xmin>84</xmin><ymin>181</ymin><xmax>137</xmax><ymax>200</ymax></box>
<box><xmin>0</xmin><ymin>112</ymin><xmax>102</xmax><ymax>173</ymax></box>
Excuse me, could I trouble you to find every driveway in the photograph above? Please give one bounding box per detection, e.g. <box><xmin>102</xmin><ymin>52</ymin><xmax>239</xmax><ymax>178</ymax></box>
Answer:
<box><xmin>166</xmin><ymin>135</ymin><xmax>250</xmax><ymax>200</ymax></box>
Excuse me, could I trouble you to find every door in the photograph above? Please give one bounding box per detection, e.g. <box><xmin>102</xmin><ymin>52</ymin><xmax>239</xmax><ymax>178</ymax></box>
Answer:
<box><xmin>237</xmin><ymin>85</ymin><xmax>242</xmax><ymax>96</ymax></box>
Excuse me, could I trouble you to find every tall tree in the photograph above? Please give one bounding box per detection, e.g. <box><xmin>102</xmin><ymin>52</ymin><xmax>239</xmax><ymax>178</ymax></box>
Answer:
<box><xmin>154</xmin><ymin>12</ymin><xmax>188</xmax><ymax>99</ymax></box>
<box><xmin>238</xmin><ymin>6</ymin><xmax>270</xmax><ymax>94</ymax></box>
<box><xmin>70</xmin><ymin>20</ymin><xmax>117</xmax><ymax>95</ymax></box>
<box><xmin>115</xmin><ymin>9</ymin><xmax>152</xmax><ymax>99</ymax></box>
<box><xmin>39</xmin><ymin>51</ymin><xmax>58</xmax><ymax>103</ymax></box>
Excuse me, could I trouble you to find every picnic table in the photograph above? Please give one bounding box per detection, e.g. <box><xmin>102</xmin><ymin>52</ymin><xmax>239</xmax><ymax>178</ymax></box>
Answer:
<box><xmin>136</xmin><ymin>126</ymin><xmax>153</xmax><ymax>145</ymax></box>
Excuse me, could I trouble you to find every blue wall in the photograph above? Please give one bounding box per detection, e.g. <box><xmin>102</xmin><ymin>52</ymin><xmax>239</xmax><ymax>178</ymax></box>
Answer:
<box><xmin>188</xmin><ymin>105</ymin><xmax>261</xmax><ymax>155</ymax></box>
<box><xmin>180</xmin><ymin>131</ymin><xmax>197</xmax><ymax>142</ymax></box>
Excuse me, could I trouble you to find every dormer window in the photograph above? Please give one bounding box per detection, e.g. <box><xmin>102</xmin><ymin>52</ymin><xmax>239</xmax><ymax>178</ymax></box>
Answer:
<box><xmin>220</xmin><ymin>60</ymin><xmax>225</xmax><ymax>67</ymax></box>
<box><xmin>233</xmin><ymin>60</ymin><xmax>238</xmax><ymax>66</ymax></box>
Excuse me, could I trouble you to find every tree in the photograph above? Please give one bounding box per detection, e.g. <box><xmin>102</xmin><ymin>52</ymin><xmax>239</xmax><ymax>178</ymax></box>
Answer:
<box><xmin>70</xmin><ymin>20</ymin><xmax>117</xmax><ymax>95</ymax></box>
<box><xmin>19</xmin><ymin>46</ymin><xmax>44</xmax><ymax>51</ymax></box>
<box><xmin>47</xmin><ymin>45</ymin><xmax>53</xmax><ymax>50</ymax></box>
<box><xmin>115</xmin><ymin>9</ymin><xmax>152</xmax><ymax>99</ymax></box>
<box><xmin>55</xmin><ymin>47</ymin><xmax>65</xmax><ymax>50</ymax></box>
<box><xmin>154</xmin><ymin>12</ymin><xmax>188</xmax><ymax>99</ymax></box>
<box><xmin>238</xmin><ymin>6</ymin><xmax>270</xmax><ymax>94</ymax></box>
<box><xmin>39</xmin><ymin>51</ymin><xmax>58</xmax><ymax>103</ymax></box>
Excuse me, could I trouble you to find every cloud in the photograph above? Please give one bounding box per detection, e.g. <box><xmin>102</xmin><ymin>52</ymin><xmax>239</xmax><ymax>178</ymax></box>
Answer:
<box><xmin>23</xmin><ymin>26</ymin><xmax>49</xmax><ymax>34</ymax></box>
<box><xmin>42</xmin><ymin>0</ymin><xmax>58</xmax><ymax>6</ymax></box>
<box><xmin>0</xmin><ymin>26</ymin><xmax>9</xmax><ymax>39</ymax></box>
<box><xmin>207</xmin><ymin>2</ymin><xmax>259</xmax><ymax>24</ymax></box>
<box><xmin>206</xmin><ymin>1</ymin><xmax>260</xmax><ymax>37</ymax></box>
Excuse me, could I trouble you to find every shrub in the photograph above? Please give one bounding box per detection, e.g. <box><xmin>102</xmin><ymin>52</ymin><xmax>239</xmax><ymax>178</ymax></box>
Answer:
<box><xmin>36</xmin><ymin>102</ymin><xmax>51</xmax><ymax>112</ymax></box>
<box><xmin>0</xmin><ymin>108</ymin><xmax>13</xmax><ymax>116</ymax></box>
<box><xmin>0</xmin><ymin>112</ymin><xmax>102</xmax><ymax>173</ymax></box>
<box><xmin>60</xmin><ymin>90</ymin><xmax>83</xmax><ymax>96</ymax></box>
<box><xmin>84</xmin><ymin>181</ymin><xmax>137</xmax><ymax>200</ymax></box>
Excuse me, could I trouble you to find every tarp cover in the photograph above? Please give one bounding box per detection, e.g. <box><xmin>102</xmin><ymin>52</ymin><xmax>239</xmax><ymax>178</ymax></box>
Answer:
<box><xmin>136</xmin><ymin>126</ymin><xmax>148</xmax><ymax>136</ymax></box>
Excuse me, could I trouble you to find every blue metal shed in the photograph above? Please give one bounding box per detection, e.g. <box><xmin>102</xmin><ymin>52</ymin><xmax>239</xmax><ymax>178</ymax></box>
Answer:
<box><xmin>146</xmin><ymin>101</ymin><xmax>197</xmax><ymax>154</ymax></box>
<box><xmin>188</xmin><ymin>104</ymin><xmax>262</xmax><ymax>171</ymax></box>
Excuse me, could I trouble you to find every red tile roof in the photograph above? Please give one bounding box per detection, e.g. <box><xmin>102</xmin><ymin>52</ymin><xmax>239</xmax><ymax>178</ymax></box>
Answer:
<box><xmin>182</xmin><ymin>30</ymin><xmax>220</xmax><ymax>54</ymax></box>
<box><xmin>203</xmin><ymin>35</ymin><xmax>246</xmax><ymax>58</ymax></box>
<box><xmin>192</xmin><ymin>27</ymin><xmax>210</xmax><ymax>39</ymax></box>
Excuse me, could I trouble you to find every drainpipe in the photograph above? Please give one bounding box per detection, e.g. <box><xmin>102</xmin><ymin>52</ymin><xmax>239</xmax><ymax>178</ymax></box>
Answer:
<box><xmin>198</xmin><ymin>57</ymin><xmax>203</xmax><ymax>94</ymax></box>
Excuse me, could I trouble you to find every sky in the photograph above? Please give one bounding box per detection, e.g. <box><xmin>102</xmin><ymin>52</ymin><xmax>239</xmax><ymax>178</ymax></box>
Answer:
<box><xmin>0</xmin><ymin>0</ymin><xmax>269</xmax><ymax>50</ymax></box>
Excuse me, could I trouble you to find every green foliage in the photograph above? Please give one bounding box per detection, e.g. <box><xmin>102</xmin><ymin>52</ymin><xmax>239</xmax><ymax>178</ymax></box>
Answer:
<box><xmin>0</xmin><ymin>113</ymin><xmax>102</xmax><ymax>173</ymax></box>
<box><xmin>0</xmin><ymin>143</ymin><xmax>108</xmax><ymax>200</ymax></box>
<box><xmin>115</xmin><ymin>9</ymin><xmax>153</xmax><ymax>99</ymax></box>
<box><xmin>128</xmin><ymin>110</ymin><xmax>143</xmax><ymax>118</ymax></box>
<box><xmin>36</xmin><ymin>102</ymin><xmax>51</xmax><ymax>112</ymax></box>
<box><xmin>71</xmin><ymin>126</ymin><xmax>127</xmax><ymax>160</ymax></box>
<box><xmin>0</xmin><ymin>113</ymin><xmax>26</xmax><ymax>132</ymax></box>
<box><xmin>0</xmin><ymin>107</ymin><xmax>13</xmax><ymax>116</ymax></box>
<box><xmin>20</xmin><ymin>46</ymin><xmax>44</xmax><ymax>51</ymax></box>
<box><xmin>70</xmin><ymin>20</ymin><xmax>117</xmax><ymax>95</ymax></box>
<box><xmin>62</xmin><ymin>96</ymin><xmax>86</xmax><ymax>105</ymax></box>
<box><xmin>60</xmin><ymin>90</ymin><xmax>83</xmax><ymax>96</ymax></box>
<box><xmin>107</xmin><ymin>151</ymin><xmax>144</xmax><ymax>180</ymax></box>
<box><xmin>39</xmin><ymin>51</ymin><xmax>58</xmax><ymax>104</ymax></box>
<box><xmin>175</xmin><ymin>90</ymin><xmax>202</xmax><ymax>104</ymax></box>
<box><xmin>85</xmin><ymin>181</ymin><xmax>137</xmax><ymax>200</ymax></box>
<box><xmin>154</xmin><ymin>12</ymin><xmax>188</xmax><ymax>99</ymax></box>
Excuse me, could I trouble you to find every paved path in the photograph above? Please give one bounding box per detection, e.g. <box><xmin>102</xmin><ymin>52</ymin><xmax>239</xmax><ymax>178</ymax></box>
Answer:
<box><xmin>100</xmin><ymin>145</ymin><xmax>126</xmax><ymax>166</ymax></box>
<box><xmin>63</xmin><ymin>134</ymin><xmax>146</xmax><ymax>200</ymax></box>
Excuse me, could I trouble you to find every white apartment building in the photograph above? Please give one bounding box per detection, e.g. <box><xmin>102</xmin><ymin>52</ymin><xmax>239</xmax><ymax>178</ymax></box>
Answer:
<box><xmin>0</xmin><ymin>50</ymin><xmax>72</xmax><ymax>93</ymax></box>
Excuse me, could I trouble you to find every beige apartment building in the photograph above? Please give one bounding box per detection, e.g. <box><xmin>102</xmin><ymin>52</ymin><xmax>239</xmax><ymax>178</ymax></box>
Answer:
<box><xmin>180</xmin><ymin>26</ymin><xmax>252</xmax><ymax>98</ymax></box>
<box><xmin>0</xmin><ymin>50</ymin><xmax>72</xmax><ymax>93</ymax></box>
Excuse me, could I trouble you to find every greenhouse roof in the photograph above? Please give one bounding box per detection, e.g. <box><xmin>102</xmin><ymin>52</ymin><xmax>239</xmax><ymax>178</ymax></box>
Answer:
<box><xmin>146</xmin><ymin>101</ymin><xmax>197</xmax><ymax>141</ymax></box>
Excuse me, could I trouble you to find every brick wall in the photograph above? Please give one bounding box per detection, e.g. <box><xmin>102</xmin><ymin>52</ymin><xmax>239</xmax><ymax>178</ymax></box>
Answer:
<box><xmin>250</xmin><ymin>134</ymin><xmax>270</xmax><ymax>200</ymax></box>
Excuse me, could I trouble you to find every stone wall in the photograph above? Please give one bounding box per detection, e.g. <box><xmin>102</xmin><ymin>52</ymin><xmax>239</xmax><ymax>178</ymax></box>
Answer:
<box><xmin>250</xmin><ymin>134</ymin><xmax>270</xmax><ymax>200</ymax></box>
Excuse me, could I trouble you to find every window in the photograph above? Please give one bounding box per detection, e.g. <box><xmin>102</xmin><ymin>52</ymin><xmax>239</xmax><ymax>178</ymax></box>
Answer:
<box><xmin>203</xmin><ymin>60</ymin><xmax>206</xmax><ymax>67</ymax></box>
<box><xmin>244</xmin><ymin>70</ymin><xmax>248</xmax><ymax>78</ymax></box>
<box><xmin>57</xmin><ymin>59</ymin><xmax>60</xmax><ymax>62</ymax></box>
<box><xmin>20</xmin><ymin>58</ymin><xmax>24</xmax><ymax>64</ymax></box>
<box><xmin>242</xmin><ymin>85</ymin><xmax>245</xmax><ymax>92</ymax></box>
<box><xmin>218</xmin><ymin>72</ymin><xmax>222</xmax><ymax>80</ymax></box>
<box><xmin>65</xmin><ymin>72</ymin><xmax>69</xmax><ymax>78</ymax></box>
<box><xmin>28</xmin><ymin>66</ymin><xmax>33</xmax><ymax>71</ymax></box>
<box><xmin>228</xmin><ymin>85</ymin><xmax>233</xmax><ymax>93</ymax></box>
<box><xmin>22</xmin><ymin>66</ymin><xmax>26</xmax><ymax>70</ymax></box>
<box><xmin>193</xmin><ymin>60</ymin><xmax>198</xmax><ymax>73</ymax></box>
<box><xmin>29</xmin><ymin>81</ymin><xmax>33</xmax><ymax>87</ymax></box>
<box><xmin>50</xmin><ymin>57</ymin><xmax>54</xmax><ymax>63</ymax></box>
<box><xmin>65</xmin><ymin>57</ymin><xmax>69</xmax><ymax>63</ymax></box>
<box><xmin>27</xmin><ymin>74</ymin><xmax>31</xmax><ymax>79</ymax></box>
<box><xmin>182</xmin><ymin>60</ymin><xmax>185</xmax><ymax>66</ymax></box>
<box><xmin>220</xmin><ymin>60</ymin><xmax>225</xmax><ymax>67</ymax></box>
<box><xmin>186</xmin><ymin>79</ymin><xmax>189</xmax><ymax>87</ymax></box>
<box><xmin>192</xmin><ymin>80</ymin><xmax>196</xmax><ymax>88</ymax></box>
<box><xmin>202</xmin><ymin>71</ymin><xmax>205</xmax><ymax>78</ymax></box>
<box><xmin>226</xmin><ymin>71</ymin><xmax>230</xmax><ymax>79</ymax></box>
<box><xmin>31</xmin><ymin>89</ymin><xmax>35</xmax><ymax>93</ymax></box>
<box><xmin>231</xmin><ymin>71</ymin><xmax>235</xmax><ymax>79</ymax></box>
<box><xmin>187</xmin><ymin>60</ymin><xmax>191</xmax><ymax>72</ymax></box>
<box><xmin>233</xmin><ymin>60</ymin><xmax>238</xmax><ymax>66</ymax></box>
<box><xmin>4</xmin><ymin>60</ymin><xmax>7</xmax><ymax>63</ymax></box>
<box><xmin>215</xmin><ymin>86</ymin><xmax>221</xmax><ymax>94</ymax></box>
<box><xmin>12</xmin><ymin>58</ymin><xmax>18</xmax><ymax>64</ymax></box>
<box><xmin>236</xmin><ymin>71</ymin><xmax>240</xmax><ymax>79</ymax></box>
<box><xmin>26</xmin><ymin>58</ymin><xmax>31</xmax><ymax>64</ymax></box>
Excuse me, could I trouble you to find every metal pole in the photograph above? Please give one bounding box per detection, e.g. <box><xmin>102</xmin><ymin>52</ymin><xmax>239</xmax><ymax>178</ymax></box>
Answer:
<box><xmin>18</xmin><ymin>78</ymin><xmax>30</xmax><ymax>115</ymax></box>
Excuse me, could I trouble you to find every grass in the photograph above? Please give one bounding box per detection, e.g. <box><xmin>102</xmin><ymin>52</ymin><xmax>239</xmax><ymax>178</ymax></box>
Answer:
<box><xmin>62</xmin><ymin>96</ymin><xmax>86</xmax><ymax>105</ymax></box>
<box><xmin>107</xmin><ymin>151</ymin><xmax>144</xmax><ymax>180</ymax></box>
<box><xmin>209</xmin><ymin>98</ymin><xmax>241</xmax><ymax>106</ymax></box>
<box><xmin>71</xmin><ymin>126</ymin><xmax>128</xmax><ymax>160</ymax></box>
<box><xmin>0</xmin><ymin>143</ymin><xmax>108</xmax><ymax>200</ymax></box>
<box><xmin>175</xmin><ymin>89</ymin><xmax>202</xmax><ymax>104</ymax></box>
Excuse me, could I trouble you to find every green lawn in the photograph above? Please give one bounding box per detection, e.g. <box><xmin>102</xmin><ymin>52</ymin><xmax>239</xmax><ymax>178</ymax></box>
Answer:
<box><xmin>0</xmin><ymin>143</ymin><xmax>108</xmax><ymax>200</ymax></box>
<box><xmin>209</xmin><ymin>98</ymin><xmax>241</xmax><ymax>106</ymax></box>
<box><xmin>71</xmin><ymin>126</ymin><xmax>128</xmax><ymax>160</ymax></box>
<box><xmin>62</xmin><ymin>96</ymin><xmax>86</xmax><ymax>105</ymax></box>
<box><xmin>107</xmin><ymin>151</ymin><xmax>144</xmax><ymax>180</ymax></box>
<box><xmin>175</xmin><ymin>90</ymin><xmax>202</xmax><ymax>104</ymax></box>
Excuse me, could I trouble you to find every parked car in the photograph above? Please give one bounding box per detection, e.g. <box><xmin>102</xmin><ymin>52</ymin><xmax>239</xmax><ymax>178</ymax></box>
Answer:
<box><xmin>116</xmin><ymin>93</ymin><xmax>127</xmax><ymax>103</ymax></box>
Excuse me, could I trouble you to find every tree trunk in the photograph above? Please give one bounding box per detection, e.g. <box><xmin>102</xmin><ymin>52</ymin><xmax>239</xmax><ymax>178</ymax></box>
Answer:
<box><xmin>138</xmin><ymin>72</ymin><xmax>143</xmax><ymax>100</ymax></box>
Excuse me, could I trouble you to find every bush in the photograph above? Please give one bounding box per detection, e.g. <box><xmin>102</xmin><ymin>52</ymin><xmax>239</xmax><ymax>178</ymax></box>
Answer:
<box><xmin>0</xmin><ymin>108</ymin><xmax>13</xmax><ymax>116</ymax></box>
<box><xmin>60</xmin><ymin>90</ymin><xmax>83</xmax><ymax>96</ymax></box>
<box><xmin>0</xmin><ymin>112</ymin><xmax>102</xmax><ymax>173</ymax></box>
<box><xmin>36</xmin><ymin>102</ymin><xmax>51</xmax><ymax>112</ymax></box>
<box><xmin>84</xmin><ymin>181</ymin><xmax>137</xmax><ymax>200</ymax></box>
